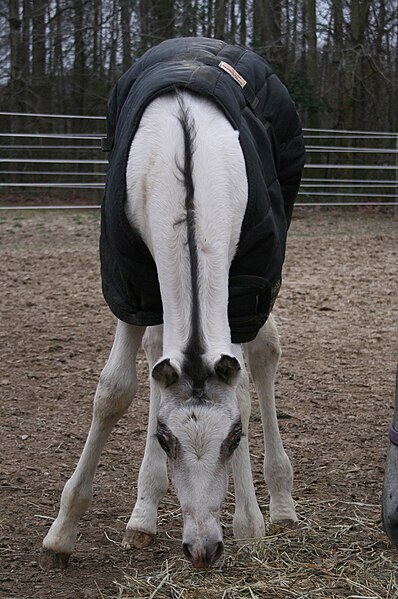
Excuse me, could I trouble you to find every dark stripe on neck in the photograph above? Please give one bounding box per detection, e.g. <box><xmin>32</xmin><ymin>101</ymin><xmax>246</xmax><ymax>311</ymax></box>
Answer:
<box><xmin>176</xmin><ymin>93</ymin><xmax>207</xmax><ymax>385</ymax></box>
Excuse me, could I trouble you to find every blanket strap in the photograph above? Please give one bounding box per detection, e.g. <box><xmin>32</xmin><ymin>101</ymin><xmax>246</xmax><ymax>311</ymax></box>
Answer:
<box><xmin>101</xmin><ymin>136</ymin><xmax>114</xmax><ymax>153</ymax></box>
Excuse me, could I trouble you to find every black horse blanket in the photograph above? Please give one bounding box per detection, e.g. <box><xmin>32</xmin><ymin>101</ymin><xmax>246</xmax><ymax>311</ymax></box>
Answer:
<box><xmin>100</xmin><ymin>37</ymin><xmax>305</xmax><ymax>343</ymax></box>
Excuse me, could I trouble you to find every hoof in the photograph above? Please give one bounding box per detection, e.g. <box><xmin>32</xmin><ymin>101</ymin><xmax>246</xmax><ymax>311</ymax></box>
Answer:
<box><xmin>39</xmin><ymin>547</ymin><xmax>70</xmax><ymax>571</ymax></box>
<box><xmin>122</xmin><ymin>529</ymin><xmax>155</xmax><ymax>549</ymax></box>
<box><xmin>268</xmin><ymin>519</ymin><xmax>298</xmax><ymax>535</ymax></box>
<box><xmin>233</xmin><ymin>517</ymin><xmax>265</xmax><ymax>541</ymax></box>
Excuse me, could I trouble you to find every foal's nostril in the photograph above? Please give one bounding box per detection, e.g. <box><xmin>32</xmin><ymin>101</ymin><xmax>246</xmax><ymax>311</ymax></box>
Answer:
<box><xmin>215</xmin><ymin>540</ymin><xmax>224</xmax><ymax>561</ymax></box>
<box><xmin>207</xmin><ymin>540</ymin><xmax>224</xmax><ymax>564</ymax></box>
<box><xmin>182</xmin><ymin>542</ymin><xmax>193</xmax><ymax>561</ymax></box>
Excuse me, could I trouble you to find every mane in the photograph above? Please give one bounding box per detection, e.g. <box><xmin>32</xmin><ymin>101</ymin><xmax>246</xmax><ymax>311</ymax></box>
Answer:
<box><xmin>175</xmin><ymin>92</ymin><xmax>210</xmax><ymax>391</ymax></box>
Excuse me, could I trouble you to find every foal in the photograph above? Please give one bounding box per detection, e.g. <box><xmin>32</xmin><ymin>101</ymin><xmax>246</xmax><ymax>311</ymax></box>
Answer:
<box><xmin>41</xmin><ymin>92</ymin><xmax>297</xmax><ymax>570</ymax></box>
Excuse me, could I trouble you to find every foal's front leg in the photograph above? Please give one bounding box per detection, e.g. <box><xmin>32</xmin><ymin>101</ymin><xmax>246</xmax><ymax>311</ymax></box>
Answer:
<box><xmin>123</xmin><ymin>325</ymin><xmax>169</xmax><ymax>548</ymax></box>
<box><xmin>40</xmin><ymin>321</ymin><xmax>145</xmax><ymax>570</ymax></box>
<box><xmin>245</xmin><ymin>316</ymin><xmax>297</xmax><ymax>527</ymax></box>
<box><xmin>231</xmin><ymin>347</ymin><xmax>265</xmax><ymax>540</ymax></box>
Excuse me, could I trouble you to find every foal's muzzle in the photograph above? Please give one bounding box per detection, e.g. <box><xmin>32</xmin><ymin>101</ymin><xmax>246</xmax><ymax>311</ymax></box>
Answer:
<box><xmin>182</xmin><ymin>513</ymin><xmax>224</xmax><ymax>568</ymax></box>
<box><xmin>182</xmin><ymin>539</ymin><xmax>224</xmax><ymax>568</ymax></box>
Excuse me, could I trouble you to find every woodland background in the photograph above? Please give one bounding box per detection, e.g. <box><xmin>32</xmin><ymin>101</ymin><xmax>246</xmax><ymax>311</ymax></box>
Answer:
<box><xmin>1</xmin><ymin>0</ymin><xmax>398</xmax><ymax>131</ymax></box>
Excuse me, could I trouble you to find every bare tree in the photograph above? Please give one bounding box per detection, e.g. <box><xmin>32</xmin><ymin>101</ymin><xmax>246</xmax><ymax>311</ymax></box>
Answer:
<box><xmin>239</xmin><ymin>0</ymin><xmax>246</xmax><ymax>45</ymax></box>
<box><xmin>1</xmin><ymin>0</ymin><xmax>397</xmax><ymax>132</ymax></box>
<box><xmin>253</xmin><ymin>0</ymin><xmax>286</xmax><ymax>75</ymax></box>
<box><xmin>8</xmin><ymin>0</ymin><xmax>24</xmax><ymax>110</ymax></box>
<box><xmin>71</xmin><ymin>0</ymin><xmax>86</xmax><ymax>113</ymax></box>
<box><xmin>121</xmin><ymin>0</ymin><xmax>132</xmax><ymax>70</ymax></box>
<box><xmin>304</xmin><ymin>0</ymin><xmax>318</xmax><ymax>126</ymax></box>
<box><xmin>215</xmin><ymin>0</ymin><xmax>226</xmax><ymax>39</ymax></box>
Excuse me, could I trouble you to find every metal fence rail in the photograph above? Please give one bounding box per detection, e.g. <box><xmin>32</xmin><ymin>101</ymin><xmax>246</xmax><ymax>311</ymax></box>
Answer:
<box><xmin>0</xmin><ymin>111</ymin><xmax>397</xmax><ymax>209</ymax></box>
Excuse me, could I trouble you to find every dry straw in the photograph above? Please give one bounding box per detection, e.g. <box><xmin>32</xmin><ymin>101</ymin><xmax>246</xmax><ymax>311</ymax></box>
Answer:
<box><xmin>107</xmin><ymin>497</ymin><xmax>397</xmax><ymax>599</ymax></box>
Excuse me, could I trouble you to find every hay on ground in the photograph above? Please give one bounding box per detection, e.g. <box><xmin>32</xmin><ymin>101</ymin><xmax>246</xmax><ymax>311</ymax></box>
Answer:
<box><xmin>109</xmin><ymin>499</ymin><xmax>397</xmax><ymax>599</ymax></box>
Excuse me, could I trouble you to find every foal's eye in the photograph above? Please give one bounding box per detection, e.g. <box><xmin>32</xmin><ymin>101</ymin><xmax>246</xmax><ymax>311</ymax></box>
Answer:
<box><xmin>156</xmin><ymin>421</ymin><xmax>179</xmax><ymax>459</ymax></box>
<box><xmin>220</xmin><ymin>433</ymin><xmax>241</xmax><ymax>460</ymax></box>
<box><xmin>230</xmin><ymin>435</ymin><xmax>241</xmax><ymax>451</ymax></box>
<box><xmin>227</xmin><ymin>431</ymin><xmax>242</xmax><ymax>455</ymax></box>
<box><xmin>220</xmin><ymin>419</ymin><xmax>243</xmax><ymax>459</ymax></box>
<box><xmin>157</xmin><ymin>430</ymin><xmax>170</xmax><ymax>454</ymax></box>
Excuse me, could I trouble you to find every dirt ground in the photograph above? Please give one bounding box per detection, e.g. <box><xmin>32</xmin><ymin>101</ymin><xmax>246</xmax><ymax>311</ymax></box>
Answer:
<box><xmin>0</xmin><ymin>209</ymin><xmax>397</xmax><ymax>598</ymax></box>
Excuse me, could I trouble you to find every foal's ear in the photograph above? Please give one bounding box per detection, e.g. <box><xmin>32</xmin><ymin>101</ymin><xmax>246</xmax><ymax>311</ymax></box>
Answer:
<box><xmin>152</xmin><ymin>358</ymin><xmax>180</xmax><ymax>388</ymax></box>
<box><xmin>214</xmin><ymin>354</ymin><xmax>241</xmax><ymax>385</ymax></box>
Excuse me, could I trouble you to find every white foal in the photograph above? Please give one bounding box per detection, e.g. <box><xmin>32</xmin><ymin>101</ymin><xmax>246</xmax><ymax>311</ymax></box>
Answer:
<box><xmin>40</xmin><ymin>92</ymin><xmax>296</xmax><ymax>570</ymax></box>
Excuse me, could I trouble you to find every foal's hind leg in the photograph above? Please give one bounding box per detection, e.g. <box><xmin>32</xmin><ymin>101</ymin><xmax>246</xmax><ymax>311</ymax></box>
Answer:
<box><xmin>40</xmin><ymin>321</ymin><xmax>145</xmax><ymax>570</ymax></box>
<box><xmin>123</xmin><ymin>325</ymin><xmax>169</xmax><ymax>548</ymax></box>
<box><xmin>244</xmin><ymin>316</ymin><xmax>297</xmax><ymax>527</ymax></box>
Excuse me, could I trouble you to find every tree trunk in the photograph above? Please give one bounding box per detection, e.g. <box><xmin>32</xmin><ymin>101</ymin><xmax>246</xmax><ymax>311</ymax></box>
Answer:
<box><xmin>139</xmin><ymin>0</ymin><xmax>152</xmax><ymax>52</ymax></box>
<box><xmin>73</xmin><ymin>0</ymin><xmax>86</xmax><ymax>114</ymax></box>
<box><xmin>290</xmin><ymin>0</ymin><xmax>299</xmax><ymax>64</ymax></box>
<box><xmin>305</xmin><ymin>0</ymin><xmax>318</xmax><ymax>126</ymax></box>
<box><xmin>229</xmin><ymin>0</ymin><xmax>236</xmax><ymax>42</ymax></box>
<box><xmin>21</xmin><ymin>0</ymin><xmax>30</xmax><ymax>82</ymax></box>
<box><xmin>54</xmin><ymin>0</ymin><xmax>65</xmax><ymax>114</ymax></box>
<box><xmin>32</xmin><ymin>0</ymin><xmax>46</xmax><ymax>83</ymax></box>
<box><xmin>239</xmin><ymin>0</ymin><xmax>246</xmax><ymax>46</ymax></box>
<box><xmin>121</xmin><ymin>0</ymin><xmax>132</xmax><ymax>71</ymax></box>
<box><xmin>108</xmin><ymin>0</ymin><xmax>118</xmax><ymax>84</ymax></box>
<box><xmin>192</xmin><ymin>0</ymin><xmax>198</xmax><ymax>35</ymax></box>
<box><xmin>215</xmin><ymin>0</ymin><xmax>225</xmax><ymax>39</ymax></box>
<box><xmin>305</xmin><ymin>0</ymin><xmax>317</xmax><ymax>82</ymax></box>
<box><xmin>153</xmin><ymin>0</ymin><xmax>175</xmax><ymax>41</ymax></box>
<box><xmin>347</xmin><ymin>0</ymin><xmax>371</xmax><ymax>130</ymax></box>
<box><xmin>331</xmin><ymin>0</ymin><xmax>346</xmax><ymax>128</ymax></box>
<box><xmin>8</xmin><ymin>0</ymin><xmax>24</xmax><ymax>111</ymax></box>
<box><xmin>182</xmin><ymin>0</ymin><xmax>193</xmax><ymax>36</ymax></box>
<box><xmin>92</xmin><ymin>0</ymin><xmax>101</xmax><ymax>77</ymax></box>
<box><xmin>253</xmin><ymin>0</ymin><xmax>282</xmax><ymax>73</ymax></box>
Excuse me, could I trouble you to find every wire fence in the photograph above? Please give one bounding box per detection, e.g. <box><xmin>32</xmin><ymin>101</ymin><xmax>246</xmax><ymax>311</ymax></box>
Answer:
<box><xmin>0</xmin><ymin>111</ymin><xmax>397</xmax><ymax>209</ymax></box>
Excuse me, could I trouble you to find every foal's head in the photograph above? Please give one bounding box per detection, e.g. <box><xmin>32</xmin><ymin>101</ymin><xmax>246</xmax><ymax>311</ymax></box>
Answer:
<box><xmin>152</xmin><ymin>353</ymin><xmax>242</xmax><ymax>568</ymax></box>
